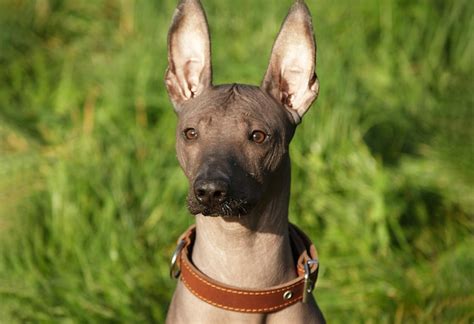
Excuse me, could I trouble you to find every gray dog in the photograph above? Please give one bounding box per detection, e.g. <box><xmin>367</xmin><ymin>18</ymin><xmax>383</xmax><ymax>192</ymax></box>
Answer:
<box><xmin>165</xmin><ymin>0</ymin><xmax>324</xmax><ymax>323</ymax></box>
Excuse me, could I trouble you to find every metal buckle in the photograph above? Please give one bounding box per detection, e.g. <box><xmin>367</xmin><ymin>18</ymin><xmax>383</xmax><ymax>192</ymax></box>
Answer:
<box><xmin>169</xmin><ymin>239</ymin><xmax>186</xmax><ymax>279</ymax></box>
<box><xmin>302</xmin><ymin>259</ymin><xmax>319</xmax><ymax>303</ymax></box>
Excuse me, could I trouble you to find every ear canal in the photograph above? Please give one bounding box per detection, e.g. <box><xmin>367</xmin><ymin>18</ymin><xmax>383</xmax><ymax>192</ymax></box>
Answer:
<box><xmin>261</xmin><ymin>1</ymin><xmax>319</xmax><ymax>124</ymax></box>
<box><xmin>165</xmin><ymin>0</ymin><xmax>212</xmax><ymax>111</ymax></box>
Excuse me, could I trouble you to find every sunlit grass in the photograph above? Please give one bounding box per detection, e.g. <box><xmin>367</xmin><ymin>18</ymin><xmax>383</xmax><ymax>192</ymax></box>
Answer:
<box><xmin>0</xmin><ymin>0</ymin><xmax>473</xmax><ymax>322</ymax></box>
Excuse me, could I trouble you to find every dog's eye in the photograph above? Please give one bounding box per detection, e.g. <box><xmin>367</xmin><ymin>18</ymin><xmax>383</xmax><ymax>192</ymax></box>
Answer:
<box><xmin>184</xmin><ymin>128</ymin><xmax>198</xmax><ymax>140</ymax></box>
<box><xmin>250</xmin><ymin>130</ymin><xmax>267</xmax><ymax>144</ymax></box>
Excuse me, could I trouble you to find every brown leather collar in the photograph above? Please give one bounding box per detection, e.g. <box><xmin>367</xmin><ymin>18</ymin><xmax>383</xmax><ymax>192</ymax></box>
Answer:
<box><xmin>170</xmin><ymin>223</ymin><xmax>319</xmax><ymax>313</ymax></box>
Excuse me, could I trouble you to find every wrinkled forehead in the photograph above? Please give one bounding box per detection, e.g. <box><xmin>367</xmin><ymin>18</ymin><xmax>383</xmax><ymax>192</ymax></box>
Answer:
<box><xmin>178</xmin><ymin>84</ymin><xmax>292</xmax><ymax>128</ymax></box>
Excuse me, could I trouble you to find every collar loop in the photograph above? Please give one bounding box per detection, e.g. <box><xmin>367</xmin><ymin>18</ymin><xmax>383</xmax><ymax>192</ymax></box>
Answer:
<box><xmin>169</xmin><ymin>223</ymin><xmax>320</xmax><ymax>313</ymax></box>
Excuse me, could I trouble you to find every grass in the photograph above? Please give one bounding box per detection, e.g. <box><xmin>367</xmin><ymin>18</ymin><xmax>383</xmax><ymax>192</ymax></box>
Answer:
<box><xmin>0</xmin><ymin>0</ymin><xmax>473</xmax><ymax>322</ymax></box>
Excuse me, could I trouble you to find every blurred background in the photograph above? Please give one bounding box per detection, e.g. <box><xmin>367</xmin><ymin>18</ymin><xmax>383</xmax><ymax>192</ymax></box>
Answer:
<box><xmin>0</xmin><ymin>0</ymin><xmax>472</xmax><ymax>322</ymax></box>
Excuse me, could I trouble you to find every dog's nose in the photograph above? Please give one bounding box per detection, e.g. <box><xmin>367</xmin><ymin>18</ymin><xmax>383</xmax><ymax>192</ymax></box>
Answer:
<box><xmin>194</xmin><ymin>179</ymin><xmax>229</xmax><ymax>206</ymax></box>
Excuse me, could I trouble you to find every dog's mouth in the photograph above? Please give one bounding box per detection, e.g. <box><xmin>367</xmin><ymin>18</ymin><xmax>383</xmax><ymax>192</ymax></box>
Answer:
<box><xmin>187</xmin><ymin>195</ymin><xmax>254</xmax><ymax>217</ymax></box>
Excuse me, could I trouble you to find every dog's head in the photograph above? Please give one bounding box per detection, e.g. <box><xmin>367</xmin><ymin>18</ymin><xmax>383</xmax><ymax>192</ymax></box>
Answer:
<box><xmin>165</xmin><ymin>0</ymin><xmax>319</xmax><ymax>217</ymax></box>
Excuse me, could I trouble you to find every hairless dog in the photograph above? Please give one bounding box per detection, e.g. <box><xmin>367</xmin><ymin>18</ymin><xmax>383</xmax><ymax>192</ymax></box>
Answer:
<box><xmin>165</xmin><ymin>1</ymin><xmax>324</xmax><ymax>322</ymax></box>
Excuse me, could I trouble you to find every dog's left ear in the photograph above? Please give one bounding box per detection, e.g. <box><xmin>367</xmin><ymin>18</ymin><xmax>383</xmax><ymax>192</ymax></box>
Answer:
<box><xmin>262</xmin><ymin>1</ymin><xmax>319</xmax><ymax>124</ymax></box>
<box><xmin>165</xmin><ymin>0</ymin><xmax>212</xmax><ymax>111</ymax></box>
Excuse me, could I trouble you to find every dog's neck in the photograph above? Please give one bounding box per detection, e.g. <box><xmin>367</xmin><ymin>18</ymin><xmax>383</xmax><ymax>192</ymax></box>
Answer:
<box><xmin>191</xmin><ymin>158</ymin><xmax>296</xmax><ymax>289</ymax></box>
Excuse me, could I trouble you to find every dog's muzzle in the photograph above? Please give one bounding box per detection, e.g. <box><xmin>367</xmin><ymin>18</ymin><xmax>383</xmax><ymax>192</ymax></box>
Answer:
<box><xmin>194</xmin><ymin>178</ymin><xmax>229</xmax><ymax>207</ymax></box>
<box><xmin>188</xmin><ymin>178</ymin><xmax>252</xmax><ymax>217</ymax></box>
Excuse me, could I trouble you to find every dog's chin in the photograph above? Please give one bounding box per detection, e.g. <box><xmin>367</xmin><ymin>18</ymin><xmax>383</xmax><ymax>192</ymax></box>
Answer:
<box><xmin>187</xmin><ymin>198</ymin><xmax>253</xmax><ymax>217</ymax></box>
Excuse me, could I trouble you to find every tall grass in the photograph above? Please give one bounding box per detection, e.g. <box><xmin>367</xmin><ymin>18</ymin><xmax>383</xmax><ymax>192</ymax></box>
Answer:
<box><xmin>0</xmin><ymin>0</ymin><xmax>473</xmax><ymax>322</ymax></box>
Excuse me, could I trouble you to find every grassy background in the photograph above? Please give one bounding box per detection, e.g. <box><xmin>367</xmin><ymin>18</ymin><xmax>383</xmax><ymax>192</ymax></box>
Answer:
<box><xmin>0</xmin><ymin>0</ymin><xmax>473</xmax><ymax>322</ymax></box>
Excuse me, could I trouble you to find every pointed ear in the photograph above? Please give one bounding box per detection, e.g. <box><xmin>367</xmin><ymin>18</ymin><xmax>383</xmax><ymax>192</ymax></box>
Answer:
<box><xmin>165</xmin><ymin>0</ymin><xmax>212</xmax><ymax>111</ymax></box>
<box><xmin>261</xmin><ymin>1</ymin><xmax>319</xmax><ymax>124</ymax></box>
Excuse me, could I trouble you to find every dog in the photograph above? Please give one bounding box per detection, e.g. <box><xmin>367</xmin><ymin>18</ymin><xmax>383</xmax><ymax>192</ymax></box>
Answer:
<box><xmin>165</xmin><ymin>0</ymin><xmax>324</xmax><ymax>322</ymax></box>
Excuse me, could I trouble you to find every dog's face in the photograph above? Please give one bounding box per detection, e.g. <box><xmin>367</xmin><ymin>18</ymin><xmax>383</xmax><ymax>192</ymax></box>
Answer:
<box><xmin>165</xmin><ymin>0</ymin><xmax>319</xmax><ymax>217</ymax></box>
<box><xmin>176</xmin><ymin>85</ymin><xmax>295</xmax><ymax>216</ymax></box>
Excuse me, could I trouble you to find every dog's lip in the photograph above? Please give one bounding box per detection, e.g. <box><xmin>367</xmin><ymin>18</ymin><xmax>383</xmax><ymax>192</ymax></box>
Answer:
<box><xmin>186</xmin><ymin>189</ymin><xmax>256</xmax><ymax>217</ymax></box>
<box><xmin>198</xmin><ymin>207</ymin><xmax>248</xmax><ymax>217</ymax></box>
<box><xmin>187</xmin><ymin>198</ymin><xmax>253</xmax><ymax>217</ymax></box>
<box><xmin>199</xmin><ymin>212</ymin><xmax>229</xmax><ymax>217</ymax></box>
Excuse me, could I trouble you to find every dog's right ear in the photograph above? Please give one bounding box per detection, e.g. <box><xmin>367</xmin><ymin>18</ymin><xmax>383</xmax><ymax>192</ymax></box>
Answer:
<box><xmin>261</xmin><ymin>1</ymin><xmax>319</xmax><ymax>124</ymax></box>
<box><xmin>165</xmin><ymin>0</ymin><xmax>212</xmax><ymax>111</ymax></box>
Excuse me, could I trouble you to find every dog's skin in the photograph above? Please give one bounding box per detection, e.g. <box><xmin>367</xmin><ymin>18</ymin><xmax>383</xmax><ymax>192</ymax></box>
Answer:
<box><xmin>165</xmin><ymin>0</ymin><xmax>324</xmax><ymax>323</ymax></box>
